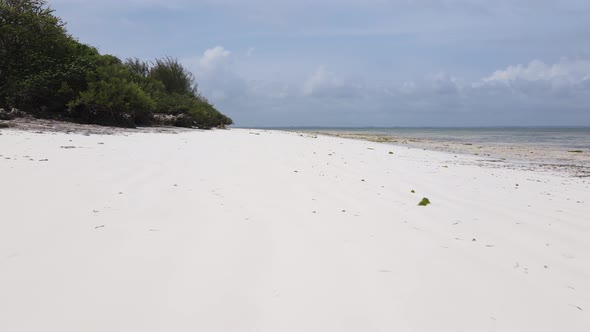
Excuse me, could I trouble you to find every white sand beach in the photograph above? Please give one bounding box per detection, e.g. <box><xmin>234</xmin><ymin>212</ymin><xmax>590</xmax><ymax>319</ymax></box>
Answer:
<box><xmin>0</xmin><ymin>127</ymin><xmax>589</xmax><ymax>331</ymax></box>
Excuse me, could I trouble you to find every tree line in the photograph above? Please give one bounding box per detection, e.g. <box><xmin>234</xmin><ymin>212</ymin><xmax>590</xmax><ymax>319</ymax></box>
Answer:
<box><xmin>0</xmin><ymin>0</ymin><xmax>233</xmax><ymax>128</ymax></box>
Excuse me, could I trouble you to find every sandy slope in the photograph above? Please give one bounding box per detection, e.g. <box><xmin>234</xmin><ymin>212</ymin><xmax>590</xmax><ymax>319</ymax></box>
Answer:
<box><xmin>0</xmin><ymin>128</ymin><xmax>588</xmax><ymax>332</ymax></box>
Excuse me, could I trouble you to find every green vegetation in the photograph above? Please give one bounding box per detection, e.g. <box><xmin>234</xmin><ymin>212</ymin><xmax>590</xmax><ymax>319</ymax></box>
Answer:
<box><xmin>418</xmin><ymin>197</ymin><xmax>430</xmax><ymax>206</ymax></box>
<box><xmin>568</xmin><ymin>150</ymin><xmax>584</xmax><ymax>153</ymax></box>
<box><xmin>0</xmin><ymin>0</ymin><xmax>232</xmax><ymax>128</ymax></box>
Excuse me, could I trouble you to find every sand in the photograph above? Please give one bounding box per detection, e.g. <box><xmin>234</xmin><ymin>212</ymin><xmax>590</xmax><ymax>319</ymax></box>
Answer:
<box><xmin>1</xmin><ymin>126</ymin><xmax>589</xmax><ymax>331</ymax></box>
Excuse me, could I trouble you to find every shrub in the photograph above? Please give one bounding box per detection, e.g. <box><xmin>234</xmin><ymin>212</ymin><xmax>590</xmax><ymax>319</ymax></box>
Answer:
<box><xmin>149</xmin><ymin>57</ymin><xmax>197</xmax><ymax>96</ymax></box>
<box><xmin>69</xmin><ymin>59</ymin><xmax>155</xmax><ymax>127</ymax></box>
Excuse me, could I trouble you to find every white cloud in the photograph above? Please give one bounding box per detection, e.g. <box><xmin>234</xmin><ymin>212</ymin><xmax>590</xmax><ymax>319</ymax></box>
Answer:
<box><xmin>198</xmin><ymin>46</ymin><xmax>231</xmax><ymax>71</ymax></box>
<box><xmin>476</xmin><ymin>58</ymin><xmax>590</xmax><ymax>98</ymax></box>
<box><xmin>482</xmin><ymin>58</ymin><xmax>590</xmax><ymax>86</ymax></box>
<box><xmin>183</xmin><ymin>46</ymin><xmax>247</xmax><ymax>102</ymax></box>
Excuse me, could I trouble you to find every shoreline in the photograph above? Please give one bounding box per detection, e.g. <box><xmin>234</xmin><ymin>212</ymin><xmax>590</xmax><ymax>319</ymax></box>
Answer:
<box><xmin>3</xmin><ymin>119</ymin><xmax>589</xmax><ymax>177</ymax></box>
<box><xmin>301</xmin><ymin>130</ymin><xmax>590</xmax><ymax>178</ymax></box>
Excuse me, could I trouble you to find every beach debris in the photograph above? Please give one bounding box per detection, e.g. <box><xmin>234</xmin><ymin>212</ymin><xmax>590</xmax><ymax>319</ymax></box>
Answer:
<box><xmin>388</xmin><ymin>151</ymin><xmax>394</xmax><ymax>154</ymax></box>
<box><xmin>38</xmin><ymin>159</ymin><xmax>48</xmax><ymax>161</ymax></box>
<box><xmin>60</xmin><ymin>146</ymin><xmax>76</xmax><ymax>149</ymax></box>
<box><xmin>367</xmin><ymin>147</ymin><xmax>375</xmax><ymax>150</ymax></box>
<box><xmin>418</xmin><ymin>197</ymin><xmax>430</xmax><ymax>206</ymax></box>
<box><xmin>94</xmin><ymin>225</ymin><xmax>105</xmax><ymax>229</ymax></box>
<box><xmin>98</xmin><ymin>142</ymin><xmax>104</xmax><ymax>145</ymax></box>
<box><xmin>568</xmin><ymin>150</ymin><xmax>583</xmax><ymax>153</ymax></box>
<box><xmin>411</xmin><ymin>190</ymin><xmax>415</xmax><ymax>193</ymax></box>
<box><xmin>361</xmin><ymin>179</ymin><xmax>365</xmax><ymax>182</ymax></box>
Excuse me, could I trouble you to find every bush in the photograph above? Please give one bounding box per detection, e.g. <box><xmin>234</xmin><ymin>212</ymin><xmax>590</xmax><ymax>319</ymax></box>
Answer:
<box><xmin>149</xmin><ymin>57</ymin><xmax>197</xmax><ymax>96</ymax></box>
<box><xmin>69</xmin><ymin>59</ymin><xmax>155</xmax><ymax>127</ymax></box>
<box><xmin>0</xmin><ymin>0</ymin><xmax>99</xmax><ymax>114</ymax></box>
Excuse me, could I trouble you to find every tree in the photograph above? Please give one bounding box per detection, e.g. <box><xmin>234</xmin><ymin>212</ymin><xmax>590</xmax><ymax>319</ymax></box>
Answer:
<box><xmin>0</xmin><ymin>0</ymin><xmax>99</xmax><ymax>113</ymax></box>
<box><xmin>149</xmin><ymin>57</ymin><xmax>197</xmax><ymax>96</ymax></box>
<box><xmin>125</xmin><ymin>58</ymin><xmax>150</xmax><ymax>79</ymax></box>
<box><xmin>69</xmin><ymin>55</ymin><xmax>155</xmax><ymax>126</ymax></box>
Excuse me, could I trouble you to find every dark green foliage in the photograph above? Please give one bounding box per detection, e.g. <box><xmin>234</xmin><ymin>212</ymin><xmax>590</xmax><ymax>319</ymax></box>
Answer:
<box><xmin>0</xmin><ymin>0</ymin><xmax>232</xmax><ymax>128</ymax></box>
<box><xmin>149</xmin><ymin>57</ymin><xmax>196</xmax><ymax>96</ymax></box>
<box><xmin>568</xmin><ymin>150</ymin><xmax>583</xmax><ymax>153</ymax></box>
<box><xmin>411</xmin><ymin>190</ymin><xmax>415</xmax><ymax>193</ymax></box>
<box><xmin>0</xmin><ymin>0</ymin><xmax>94</xmax><ymax>113</ymax></box>
<box><xmin>418</xmin><ymin>197</ymin><xmax>431</xmax><ymax>206</ymax></box>
<box><xmin>69</xmin><ymin>58</ymin><xmax>155</xmax><ymax>126</ymax></box>
<box><xmin>125</xmin><ymin>58</ymin><xmax>150</xmax><ymax>79</ymax></box>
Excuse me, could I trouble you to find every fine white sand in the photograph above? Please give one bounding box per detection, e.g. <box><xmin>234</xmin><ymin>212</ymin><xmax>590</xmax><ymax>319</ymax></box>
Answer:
<box><xmin>0</xmin><ymin>128</ymin><xmax>589</xmax><ymax>331</ymax></box>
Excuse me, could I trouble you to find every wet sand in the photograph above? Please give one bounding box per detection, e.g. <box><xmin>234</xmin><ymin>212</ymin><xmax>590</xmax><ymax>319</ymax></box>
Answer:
<box><xmin>309</xmin><ymin>131</ymin><xmax>590</xmax><ymax>178</ymax></box>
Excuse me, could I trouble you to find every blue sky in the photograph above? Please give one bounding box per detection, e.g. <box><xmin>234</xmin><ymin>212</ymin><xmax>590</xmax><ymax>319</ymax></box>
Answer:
<box><xmin>50</xmin><ymin>0</ymin><xmax>590</xmax><ymax>126</ymax></box>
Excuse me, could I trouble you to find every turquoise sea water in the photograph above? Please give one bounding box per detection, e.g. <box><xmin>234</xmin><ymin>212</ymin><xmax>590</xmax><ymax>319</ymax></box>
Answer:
<box><xmin>268</xmin><ymin>127</ymin><xmax>590</xmax><ymax>150</ymax></box>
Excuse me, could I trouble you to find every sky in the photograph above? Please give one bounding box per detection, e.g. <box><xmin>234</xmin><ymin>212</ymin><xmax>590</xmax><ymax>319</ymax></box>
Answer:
<box><xmin>49</xmin><ymin>0</ymin><xmax>590</xmax><ymax>127</ymax></box>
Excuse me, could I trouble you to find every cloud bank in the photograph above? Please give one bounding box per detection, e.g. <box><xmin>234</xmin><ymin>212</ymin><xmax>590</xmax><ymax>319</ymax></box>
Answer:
<box><xmin>48</xmin><ymin>0</ymin><xmax>590</xmax><ymax>126</ymax></box>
